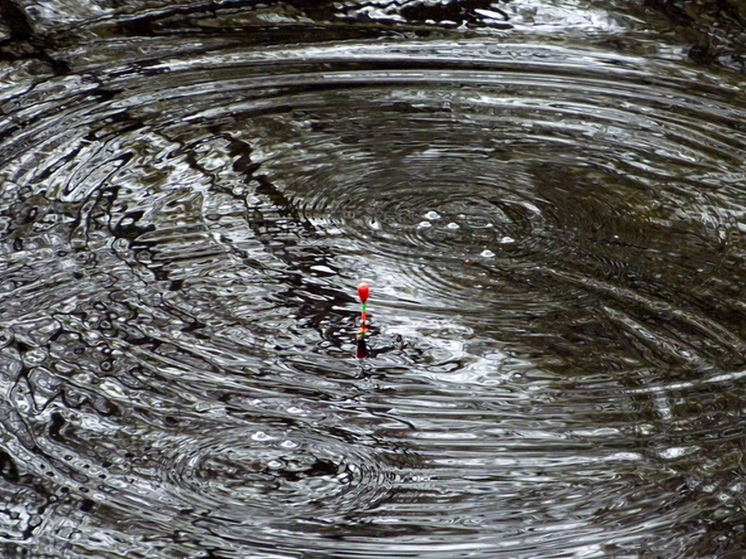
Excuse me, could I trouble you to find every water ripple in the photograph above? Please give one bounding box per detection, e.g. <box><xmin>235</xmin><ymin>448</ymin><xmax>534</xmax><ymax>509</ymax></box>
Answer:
<box><xmin>0</xmin><ymin>13</ymin><xmax>746</xmax><ymax>558</ymax></box>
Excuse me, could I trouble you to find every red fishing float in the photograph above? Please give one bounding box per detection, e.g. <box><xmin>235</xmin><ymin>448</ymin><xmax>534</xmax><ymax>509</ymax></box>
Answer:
<box><xmin>356</xmin><ymin>281</ymin><xmax>370</xmax><ymax>334</ymax></box>
<box><xmin>357</xmin><ymin>281</ymin><xmax>369</xmax><ymax>328</ymax></box>
<box><xmin>356</xmin><ymin>281</ymin><xmax>370</xmax><ymax>358</ymax></box>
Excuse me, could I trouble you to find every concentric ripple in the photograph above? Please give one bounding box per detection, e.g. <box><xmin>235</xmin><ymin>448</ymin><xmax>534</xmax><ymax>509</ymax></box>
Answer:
<box><xmin>1</xmin><ymin>7</ymin><xmax>746</xmax><ymax>557</ymax></box>
<box><xmin>162</xmin><ymin>424</ymin><xmax>394</xmax><ymax>522</ymax></box>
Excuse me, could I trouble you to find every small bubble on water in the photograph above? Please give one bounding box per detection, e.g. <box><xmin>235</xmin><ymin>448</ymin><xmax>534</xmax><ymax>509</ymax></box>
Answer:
<box><xmin>424</xmin><ymin>210</ymin><xmax>441</xmax><ymax>220</ymax></box>
<box><xmin>499</xmin><ymin>236</ymin><xmax>515</xmax><ymax>244</ymax></box>
<box><xmin>480</xmin><ymin>249</ymin><xmax>495</xmax><ymax>258</ymax></box>
<box><xmin>417</xmin><ymin>221</ymin><xmax>432</xmax><ymax>229</ymax></box>
<box><xmin>446</xmin><ymin>222</ymin><xmax>460</xmax><ymax>230</ymax></box>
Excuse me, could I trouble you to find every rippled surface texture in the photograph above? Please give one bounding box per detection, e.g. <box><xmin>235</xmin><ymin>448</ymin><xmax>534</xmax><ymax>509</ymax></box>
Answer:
<box><xmin>1</xmin><ymin>1</ymin><xmax>746</xmax><ymax>557</ymax></box>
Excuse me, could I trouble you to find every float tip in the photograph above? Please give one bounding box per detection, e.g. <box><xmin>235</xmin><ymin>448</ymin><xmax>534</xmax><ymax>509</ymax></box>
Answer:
<box><xmin>357</xmin><ymin>281</ymin><xmax>369</xmax><ymax>303</ymax></box>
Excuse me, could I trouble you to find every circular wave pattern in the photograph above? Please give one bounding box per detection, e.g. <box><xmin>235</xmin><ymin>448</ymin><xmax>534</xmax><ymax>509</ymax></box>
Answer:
<box><xmin>1</xmin><ymin>36</ymin><xmax>746</xmax><ymax>558</ymax></box>
<box><xmin>162</xmin><ymin>424</ymin><xmax>394</xmax><ymax>522</ymax></box>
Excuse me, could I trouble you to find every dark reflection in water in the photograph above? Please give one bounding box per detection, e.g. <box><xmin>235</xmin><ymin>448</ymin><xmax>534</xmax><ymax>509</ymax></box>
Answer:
<box><xmin>1</xmin><ymin>1</ymin><xmax>746</xmax><ymax>558</ymax></box>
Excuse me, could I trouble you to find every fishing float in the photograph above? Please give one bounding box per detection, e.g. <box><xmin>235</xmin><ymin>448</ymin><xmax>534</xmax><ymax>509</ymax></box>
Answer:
<box><xmin>356</xmin><ymin>281</ymin><xmax>369</xmax><ymax>337</ymax></box>
<box><xmin>356</xmin><ymin>281</ymin><xmax>370</xmax><ymax>358</ymax></box>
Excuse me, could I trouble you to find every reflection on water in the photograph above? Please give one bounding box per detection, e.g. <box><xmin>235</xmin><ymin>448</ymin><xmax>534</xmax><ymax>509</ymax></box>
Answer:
<box><xmin>1</xmin><ymin>1</ymin><xmax>746</xmax><ymax>557</ymax></box>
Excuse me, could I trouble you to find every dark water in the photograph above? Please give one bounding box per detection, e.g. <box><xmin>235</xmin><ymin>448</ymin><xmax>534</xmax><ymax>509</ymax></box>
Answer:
<box><xmin>1</xmin><ymin>1</ymin><xmax>746</xmax><ymax>557</ymax></box>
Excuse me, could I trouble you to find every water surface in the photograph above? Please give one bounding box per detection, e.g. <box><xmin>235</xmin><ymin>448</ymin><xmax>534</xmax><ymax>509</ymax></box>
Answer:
<box><xmin>1</xmin><ymin>1</ymin><xmax>746</xmax><ymax>557</ymax></box>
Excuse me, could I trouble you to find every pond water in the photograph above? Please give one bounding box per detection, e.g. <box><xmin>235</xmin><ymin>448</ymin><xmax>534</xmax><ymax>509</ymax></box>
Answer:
<box><xmin>1</xmin><ymin>1</ymin><xmax>746</xmax><ymax>557</ymax></box>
